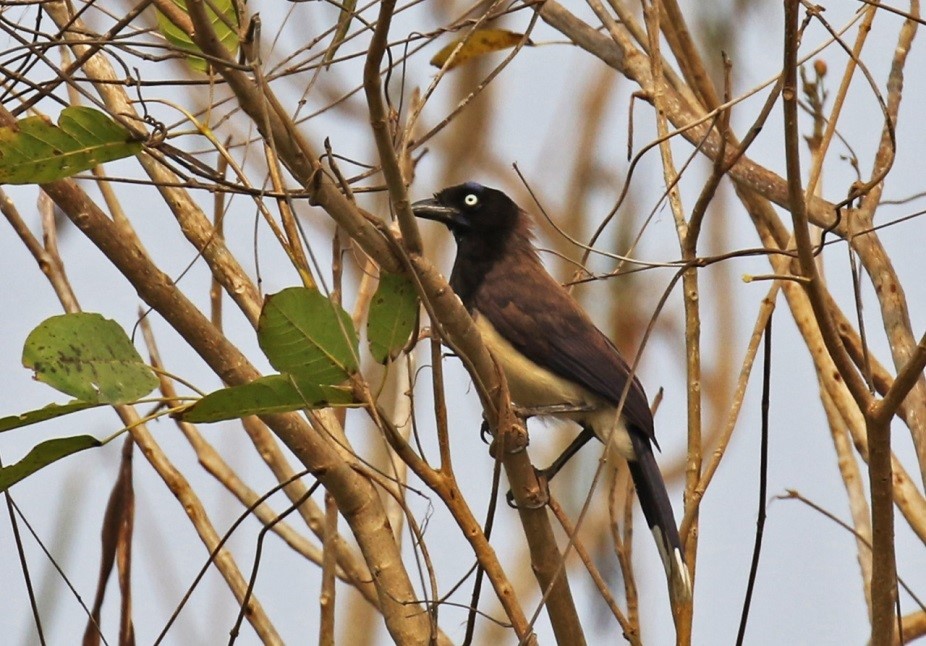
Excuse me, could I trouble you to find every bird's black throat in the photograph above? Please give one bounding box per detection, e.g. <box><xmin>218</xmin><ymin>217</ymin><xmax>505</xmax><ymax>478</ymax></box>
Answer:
<box><xmin>448</xmin><ymin>228</ymin><xmax>537</xmax><ymax>312</ymax></box>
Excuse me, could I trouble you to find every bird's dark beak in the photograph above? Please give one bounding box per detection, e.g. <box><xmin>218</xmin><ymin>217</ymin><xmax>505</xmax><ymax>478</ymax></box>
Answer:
<box><xmin>411</xmin><ymin>198</ymin><xmax>465</xmax><ymax>228</ymax></box>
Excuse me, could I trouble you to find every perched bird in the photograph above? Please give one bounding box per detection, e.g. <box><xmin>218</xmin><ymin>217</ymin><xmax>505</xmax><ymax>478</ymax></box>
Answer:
<box><xmin>412</xmin><ymin>181</ymin><xmax>691</xmax><ymax>602</ymax></box>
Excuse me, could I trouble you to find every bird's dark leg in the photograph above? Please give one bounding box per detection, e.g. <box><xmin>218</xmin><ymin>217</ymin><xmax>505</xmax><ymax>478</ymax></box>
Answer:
<box><xmin>538</xmin><ymin>425</ymin><xmax>596</xmax><ymax>482</ymax></box>
<box><xmin>505</xmin><ymin>426</ymin><xmax>596</xmax><ymax>508</ymax></box>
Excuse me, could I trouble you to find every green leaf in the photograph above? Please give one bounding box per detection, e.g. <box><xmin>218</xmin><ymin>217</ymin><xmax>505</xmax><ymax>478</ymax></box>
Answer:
<box><xmin>0</xmin><ymin>400</ymin><xmax>101</xmax><ymax>432</ymax></box>
<box><xmin>0</xmin><ymin>107</ymin><xmax>142</xmax><ymax>185</ymax></box>
<box><xmin>0</xmin><ymin>435</ymin><xmax>103</xmax><ymax>492</ymax></box>
<box><xmin>367</xmin><ymin>273</ymin><xmax>418</xmax><ymax>363</ymax></box>
<box><xmin>156</xmin><ymin>0</ymin><xmax>240</xmax><ymax>73</ymax></box>
<box><xmin>181</xmin><ymin>373</ymin><xmax>355</xmax><ymax>423</ymax></box>
<box><xmin>22</xmin><ymin>313</ymin><xmax>158</xmax><ymax>404</ymax></box>
<box><xmin>258</xmin><ymin>287</ymin><xmax>359</xmax><ymax>383</ymax></box>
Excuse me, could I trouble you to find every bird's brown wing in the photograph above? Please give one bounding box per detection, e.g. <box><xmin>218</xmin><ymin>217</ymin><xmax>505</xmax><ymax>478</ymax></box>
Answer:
<box><xmin>473</xmin><ymin>263</ymin><xmax>656</xmax><ymax>443</ymax></box>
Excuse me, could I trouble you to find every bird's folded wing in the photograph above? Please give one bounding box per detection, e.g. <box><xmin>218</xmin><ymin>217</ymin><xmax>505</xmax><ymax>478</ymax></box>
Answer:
<box><xmin>473</xmin><ymin>273</ymin><xmax>655</xmax><ymax>442</ymax></box>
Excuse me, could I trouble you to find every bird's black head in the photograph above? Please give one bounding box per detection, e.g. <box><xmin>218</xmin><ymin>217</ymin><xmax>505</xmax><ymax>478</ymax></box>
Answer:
<box><xmin>412</xmin><ymin>182</ymin><xmax>539</xmax><ymax>304</ymax></box>
<box><xmin>411</xmin><ymin>182</ymin><xmax>528</xmax><ymax>239</ymax></box>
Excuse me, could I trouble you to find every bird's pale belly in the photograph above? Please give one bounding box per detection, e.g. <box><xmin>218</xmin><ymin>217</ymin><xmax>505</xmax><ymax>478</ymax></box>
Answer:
<box><xmin>474</xmin><ymin>314</ymin><xmax>634</xmax><ymax>459</ymax></box>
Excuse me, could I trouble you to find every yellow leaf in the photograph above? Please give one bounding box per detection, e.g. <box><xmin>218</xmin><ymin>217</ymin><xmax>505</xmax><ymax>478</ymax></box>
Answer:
<box><xmin>430</xmin><ymin>29</ymin><xmax>531</xmax><ymax>71</ymax></box>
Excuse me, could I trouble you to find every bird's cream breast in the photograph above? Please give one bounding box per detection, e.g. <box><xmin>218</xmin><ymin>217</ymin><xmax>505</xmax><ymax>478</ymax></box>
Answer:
<box><xmin>473</xmin><ymin>313</ymin><xmax>634</xmax><ymax>459</ymax></box>
<box><xmin>474</xmin><ymin>314</ymin><xmax>589</xmax><ymax>407</ymax></box>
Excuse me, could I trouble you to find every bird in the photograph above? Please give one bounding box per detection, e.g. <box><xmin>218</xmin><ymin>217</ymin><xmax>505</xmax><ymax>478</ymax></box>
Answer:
<box><xmin>412</xmin><ymin>181</ymin><xmax>692</xmax><ymax>603</ymax></box>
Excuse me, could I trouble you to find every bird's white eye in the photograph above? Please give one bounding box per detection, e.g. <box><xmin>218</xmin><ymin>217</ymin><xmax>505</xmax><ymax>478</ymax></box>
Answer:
<box><xmin>464</xmin><ymin>193</ymin><xmax>479</xmax><ymax>207</ymax></box>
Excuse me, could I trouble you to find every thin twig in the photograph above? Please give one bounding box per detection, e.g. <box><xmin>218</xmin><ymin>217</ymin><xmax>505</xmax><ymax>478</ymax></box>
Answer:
<box><xmin>735</xmin><ymin>315</ymin><xmax>773</xmax><ymax>644</ymax></box>
<box><xmin>549</xmin><ymin>498</ymin><xmax>637</xmax><ymax>643</ymax></box>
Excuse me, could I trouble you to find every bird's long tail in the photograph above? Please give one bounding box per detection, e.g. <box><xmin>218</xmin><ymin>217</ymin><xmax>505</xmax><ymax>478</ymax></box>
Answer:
<box><xmin>624</xmin><ymin>431</ymin><xmax>692</xmax><ymax>604</ymax></box>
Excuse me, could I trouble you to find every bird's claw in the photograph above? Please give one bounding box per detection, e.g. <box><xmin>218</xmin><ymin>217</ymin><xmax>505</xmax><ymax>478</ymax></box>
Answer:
<box><xmin>505</xmin><ymin>467</ymin><xmax>550</xmax><ymax>509</ymax></box>
<box><xmin>479</xmin><ymin>419</ymin><xmax>493</xmax><ymax>445</ymax></box>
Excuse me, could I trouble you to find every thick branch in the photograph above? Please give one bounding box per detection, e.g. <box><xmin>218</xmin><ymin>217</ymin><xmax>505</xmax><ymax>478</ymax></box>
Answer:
<box><xmin>23</xmin><ymin>168</ymin><xmax>437</xmax><ymax>645</ymax></box>
<box><xmin>781</xmin><ymin>4</ymin><xmax>871</xmax><ymax>408</ymax></box>
<box><xmin>407</xmin><ymin>254</ymin><xmax>585</xmax><ymax>642</ymax></box>
<box><xmin>782</xmin><ymin>5</ymin><xmax>893</xmax><ymax>640</ymax></box>
<box><xmin>537</xmin><ymin>1</ymin><xmax>845</xmax><ymax>235</ymax></box>
<box><xmin>743</xmin><ymin>188</ymin><xmax>926</xmax><ymax>545</ymax></box>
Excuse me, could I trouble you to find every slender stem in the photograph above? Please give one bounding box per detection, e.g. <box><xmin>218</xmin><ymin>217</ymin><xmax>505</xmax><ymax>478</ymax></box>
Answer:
<box><xmin>735</xmin><ymin>316</ymin><xmax>773</xmax><ymax>645</ymax></box>
<box><xmin>782</xmin><ymin>3</ymin><xmax>892</xmax><ymax>641</ymax></box>
<box><xmin>642</xmin><ymin>3</ymin><xmax>696</xmax><ymax>634</ymax></box>
<box><xmin>363</xmin><ymin>0</ymin><xmax>422</xmax><ymax>254</ymax></box>
<box><xmin>319</xmin><ymin>493</ymin><xmax>338</xmax><ymax>646</ymax></box>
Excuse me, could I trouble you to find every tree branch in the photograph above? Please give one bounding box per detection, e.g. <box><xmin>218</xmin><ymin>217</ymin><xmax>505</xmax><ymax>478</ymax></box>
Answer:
<box><xmin>363</xmin><ymin>0</ymin><xmax>422</xmax><ymax>254</ymax></box>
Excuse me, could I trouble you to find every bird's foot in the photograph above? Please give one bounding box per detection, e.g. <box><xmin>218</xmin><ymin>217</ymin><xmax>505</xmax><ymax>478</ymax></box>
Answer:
<box><xmin>479</xmin><ymin>419</ymin><xmax>493</xmax><ymax>445</ymax></box>
<box><xmin>505</xmin><ymin>466</ymin><xmax>550</xmax><ymax>509</ymax></box>
<box><xmin>485</xmin><ymin>419</ymin><xmax>530</xmax><ymax>460</ymax></box>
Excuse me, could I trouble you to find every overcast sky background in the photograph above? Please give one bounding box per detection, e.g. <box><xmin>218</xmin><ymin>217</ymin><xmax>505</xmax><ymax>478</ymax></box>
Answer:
<box><xmin>1</xmin><ymin>2</ymin><xmax>925</xmax><ymax>644</ymax></box>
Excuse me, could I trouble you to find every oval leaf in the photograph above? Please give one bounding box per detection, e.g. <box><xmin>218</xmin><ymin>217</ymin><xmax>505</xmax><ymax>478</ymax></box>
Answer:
<box><xmin>0</xmin><ymin>107</ymin><xmax>142</xmax><ymax>185</ymax></box>
<box><xmin>367</xmin><ymin>273</ymin><xmax>418</xmax><ymax>363</ymax></box>
<box><xmin>156</xmin><ymin>0</ymin><xmax>240</xmax><ymax>73</ymax></box>
<box><xmin>258</xmin><ymin>287</ymin><xmax>359</xmax><ymax>383</ymax></box>
<box><xmin>430</xmin><ymin>29</ymin><xmax>531</xmax><ymax>70</ymax></box>
<box><xmin>22</xmin><ymin>313</ymin><xmax>158</xmax><ymax>404</ymax></box>
<box><xmin>181</xmin><ymin>374</ymin><xmax>355</xmax><ymax>423</ymax></box>
<box><xmin>0</xmin><ymin>400</ymin><xmax>102</xmax><ymax>432</ymax></box>
<box><xmin>0</xmin><ymin>435</ymin><xmax>103</xmax><ymax>492</ymax></box>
